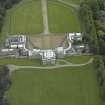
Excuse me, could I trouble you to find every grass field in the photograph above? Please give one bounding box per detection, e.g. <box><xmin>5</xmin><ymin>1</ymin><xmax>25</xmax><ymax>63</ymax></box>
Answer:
<box><xmin>64</xmin><ymin>56</ymin><xmax>92</xmax><ymax>64</ymax></box>
<box><xmin>48</xmin><ymin>1</ymin><xmax>81</xmax><ymax>32</ymax></box>
<box><xmin>2</xmin><ymin>0</ymin><xmax>43</xmax><ymax>35</ymax></box>
<box><xmin>1</xmin><ymin>0</ymin><xmax>82</xmax><ymax>38</ymax></box>
<box><xmin>0</xmin><ymin>56</ymin><xmax>91</xmax><ymax>66</ymax></box>
<box><xmin>0</xmin><ymin>58</ymin><xmax>41</xmax><ymax>66</ymax></box>
<box><xmin>6</xmin><ymin>64</ymin><xmax>101</xmax><ymax>105</ymax></box>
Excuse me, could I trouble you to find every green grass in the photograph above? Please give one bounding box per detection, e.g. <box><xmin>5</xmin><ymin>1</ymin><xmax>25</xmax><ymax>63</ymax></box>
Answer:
<box><xmin>0</xmin><ymin>56</ymin><xmax>91</xmax><ymax>66</ymax></box>
<box><xmin>64</xmin><ymin>56</ymin><xmax>92</xmax><ymax>64</ymax></box>
<box><xmin>63</xmin><ymin>0</ymin><xmax>84</xmax><ymax>4</ymax></box>
<box><xmin>0</xmin><ymin>58</ymin><xmax>41</xmax><ymax>66</ymax></box>
<box><xmin>48</xmin><ymin>1</ymin><xmax>81</xmax><ymax>33</ymax></box>
<box><xmin>1</xmin><ymin>0</ymin><xmax>82</xmax><ymax>38</ymax></box>
<box><xmin>2</xmin><ymin>0</ymin><xmax>43</xmax><ymax>35</ymax></box>
<box><xmin>6</xmin><ymin>64</ymin><xmax>101</xmax><ymax>105</ymax></box>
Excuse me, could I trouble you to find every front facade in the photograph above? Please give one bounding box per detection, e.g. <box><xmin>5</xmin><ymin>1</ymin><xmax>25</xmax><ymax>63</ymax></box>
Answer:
<box><xmin>41</xmin><ymin>50</ymin><xmax>56</xmax><ymax>65</ymax></box>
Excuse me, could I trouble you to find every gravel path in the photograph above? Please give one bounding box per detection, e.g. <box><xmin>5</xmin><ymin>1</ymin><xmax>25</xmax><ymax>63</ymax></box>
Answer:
<box><xmin>57</xmin><ymin>0</ymin><xmax>80</xmax><ymax>10</ymax></box>
<box><xmin>41</xmin><ymin>0</ymin><xmax>49</xmax><ymax>34</ymax></box>
<box><xmin>7</xmin><ymin>58</ymin><xmax>93</xmax><ymax>73</ymax></box>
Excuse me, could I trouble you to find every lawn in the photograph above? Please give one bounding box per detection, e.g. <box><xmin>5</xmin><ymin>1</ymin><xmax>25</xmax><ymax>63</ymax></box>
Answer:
<box><xmin>6</xmin><ymin>64</ymin><xmax>101</xmax><ymax>105</ymax></box>
<box><xmin>0</xmin><ymin>56</ymin><xmax>91</xmax><ymax>66</ymax></box>
<box><xmin>2</xmin><ymin>0</ymin><xmax>43</xmax><ymax>36</ymax></box>
<box><xmin>0</xmin><ymin>58</ymin><xmax>41</xmax><ymax>66</ymax></box>
<box><xmin>48</xmin><ymin>1</ymin><xmax>81</xmax><ymax>33</ymax></box>
<box><xmin>64</xmin><ymin>55</ymin><xmax>92</xmax><ymax>64</ymax></box>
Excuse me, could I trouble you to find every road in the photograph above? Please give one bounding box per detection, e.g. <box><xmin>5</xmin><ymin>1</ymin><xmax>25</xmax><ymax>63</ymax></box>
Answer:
<box><xmin>41</xmin><ymin>0</ymin><xmax>49</xmax><ymax>34</ymax></box>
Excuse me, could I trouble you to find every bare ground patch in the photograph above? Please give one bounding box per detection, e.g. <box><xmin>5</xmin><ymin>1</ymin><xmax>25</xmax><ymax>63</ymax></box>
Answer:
<box><xmin>28</xmin><ymin>34</ymin><xmax>66</xmax><ymax>49</ymax></box>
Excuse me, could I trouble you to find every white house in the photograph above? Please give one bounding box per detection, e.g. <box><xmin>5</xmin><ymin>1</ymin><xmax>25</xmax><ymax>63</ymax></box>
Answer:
<box><xmin>41</xmin><ymin>50</ymin><xmax>56</xmax><ymax>65</ymax></box>
<box><xmin>5</xmin><ymin>35</ymin><xmax>26</xmax><ymax>49</ymax></box>
<box><xmin>68</xmin><ymin>33</ymin><xmax>82</xmax><ymax>41</ymax></box>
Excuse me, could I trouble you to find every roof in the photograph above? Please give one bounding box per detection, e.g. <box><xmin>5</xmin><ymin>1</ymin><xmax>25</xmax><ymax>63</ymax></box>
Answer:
<box><xmin>43</xmin><ymin>50</ymin><xmax>56</xmax><ymax>59</ymax></box>
<box><xmin>6</xmin><ymin>35</ymin><xmax>26</xmax><ymax>44</ymax></box>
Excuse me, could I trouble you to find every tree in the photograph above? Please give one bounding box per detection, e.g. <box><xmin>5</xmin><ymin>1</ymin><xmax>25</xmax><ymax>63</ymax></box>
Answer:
<box><xmin>80</xmin><ymin>1</ymin><xmax>99</xmax><ymax>54</ymax></box>
<box><xmin>98</xmin><ymin>39</ymin><xmax>105</xmax><ymax>55</ymax></box>
<box><xmin>0</xmin><ymin>66</ymin><xmax>11</xmax><ymax>105</ymax></box>
<box><xmin>97</xmin><ymin>0</ymin><xmax>104</xmax><ymax>10</ymax></box>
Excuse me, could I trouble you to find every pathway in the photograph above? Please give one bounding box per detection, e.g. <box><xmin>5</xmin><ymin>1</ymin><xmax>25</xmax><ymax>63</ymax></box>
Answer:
<box><xmin>7</xmin><ymin>58</ymin><xmax>93</xmax><ymax>73</ymax></box>
<box><xmin>56</xmin><ymin>59</ymin><xmax>71</xmax><ymax>65</ymax></box>
<box><xmin>57</xmin><ymin>0</ymin><xmax>80</xmax><ymax>10</ymax></box>
<box><xmin>41</xmin><ymin>0</ymin><xmax>49</xmax><ymax>34</ymax></box>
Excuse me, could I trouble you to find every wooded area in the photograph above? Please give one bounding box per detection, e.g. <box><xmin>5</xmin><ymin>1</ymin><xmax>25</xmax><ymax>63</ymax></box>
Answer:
<box><xmin>80</xmin><ymin>0</ymin><xmax>105</xmax><ymax>104</ymax></box>
<box><xmin>0</xmin><ymin>0</ymin><xmax>21</xmax><ymax>32</ymax></box>
<box><xmin>80</xmin><ymin>0</ymin><xmax>105</xmax><ymax>55</ymax></box>
<box><xmin>0</xmin><ymin>1</ymin><xmax>21</xmax><ymax>105</ymax></box>
<box><xmin>0</xmin><ymin>65</ymin><xmax>11</xmax><ymax>105</ymax></box>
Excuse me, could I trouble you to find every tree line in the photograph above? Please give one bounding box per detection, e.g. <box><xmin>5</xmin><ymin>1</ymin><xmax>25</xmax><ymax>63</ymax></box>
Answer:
<box><xmin>80</xmin><ymin>0</ymin><xmax>105</xmax><ymax>55</ymax></box>
<box><xmin>93</xmin><ymin>56</ymin><xmax>105</xmax><ymax>104</ymax></box>
<box><xmin>0</xmin><ymin>1</ymin><xmax>22</xmax><ymax>105</ymax></box>
<box><xmin>80</xmin><ymin>0</ymin><xmax>99</xmax><ymax>54</ymax></box>
<box><xmin>80</xmin><ymin>0</ymin><xmax>105</xmax><ymax>104</ymax></box>
<box><xmin>0</xmin><ymin>0</ymin><xmax>21</xmax><ymax>32</ymax></box>
<box><xmin>0</xmin><ymin>65</ymin><xmax>11</xmax><ymax>105</ymax></box>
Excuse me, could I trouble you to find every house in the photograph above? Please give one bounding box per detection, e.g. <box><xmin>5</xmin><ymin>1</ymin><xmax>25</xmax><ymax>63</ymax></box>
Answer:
<box><xmin>5</xmin><ymin>35</ymin><xmax>26</xmax><ymax>49</ymax></box>
<box><xmin>28</xmin><ymin>49</ymin><xmax>41</xmax><ymax>58</ymax></box>
<box><xmin>0</xmin><ymin>49</ymin><xmax>17</xmax><ymax>56</ymax></box>
<box><xmin>41</xmin><ymin>50</ymin><xmax>56</xmax><ymax>65</ymax></box>
<box><xmin>68</xmin><ymin>33</ymin><xmax>82</xmax><ymax>41</ymax></box>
